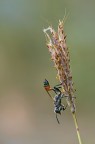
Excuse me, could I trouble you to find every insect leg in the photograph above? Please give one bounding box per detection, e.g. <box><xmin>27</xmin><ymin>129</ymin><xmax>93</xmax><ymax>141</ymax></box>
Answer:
<box><xmin>61</xmin><ymin>104</ymin><xmax>68</xmax><ymax>111</ymax></box>
<box><xmin>55</xmin><ymin>83</ymin><xmax>62</xmax><ymax>87</ymax></box>
<box><xmin>54</xmin><ymin>83</ymin><xmax>62</xmax><ymax>89</ymax></box>
<box><xmin>64</xmin><ymin>95</ymin><xmax>76</xmax><ymax>99</ymax></box>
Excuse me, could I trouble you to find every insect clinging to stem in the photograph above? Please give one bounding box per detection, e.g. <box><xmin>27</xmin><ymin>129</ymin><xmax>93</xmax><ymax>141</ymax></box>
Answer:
<box><xmin>43</xmin><ymin>79</ymin><xmax>67</xmax><ymax>124</ymax></box>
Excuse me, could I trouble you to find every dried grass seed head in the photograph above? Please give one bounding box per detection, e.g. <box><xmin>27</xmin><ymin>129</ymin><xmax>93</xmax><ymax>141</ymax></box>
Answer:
<box><xmin>43</xmin><ymin>20</ymin><xmax>76</xmax><ymax>113</ymax></box>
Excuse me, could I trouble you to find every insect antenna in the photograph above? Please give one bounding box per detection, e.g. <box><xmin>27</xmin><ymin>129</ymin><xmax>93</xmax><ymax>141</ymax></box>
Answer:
<box><xmin>45</xmin><ymin>90</ymin><xmax>54</xmax><ymax>100</ymax></box>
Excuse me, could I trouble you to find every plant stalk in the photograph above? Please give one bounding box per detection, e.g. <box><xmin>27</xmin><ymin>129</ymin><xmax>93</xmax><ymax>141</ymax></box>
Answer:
<box><xmin>72</xmin><ymin>112</ymin><xmax>82</xmax><ymax>144</ymax></box>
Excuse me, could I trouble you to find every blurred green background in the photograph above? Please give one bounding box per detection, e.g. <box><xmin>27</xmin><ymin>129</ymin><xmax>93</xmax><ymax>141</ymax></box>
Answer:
<box><xmin>0</xmin><ymin>0</ymin><xmax>95</xmax><ymax>144</ymax></box>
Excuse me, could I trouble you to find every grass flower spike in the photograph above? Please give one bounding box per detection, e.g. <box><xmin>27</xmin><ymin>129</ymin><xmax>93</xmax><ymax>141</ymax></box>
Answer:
<box><xmin>43</xmin><ymin>20</ymin><xmax>83</xmax><ymax>144</ymax></box>
<box><xmin>44</xmin><ymin>20</ymin><xmax>75</xmax><ymax>113</ymax></box>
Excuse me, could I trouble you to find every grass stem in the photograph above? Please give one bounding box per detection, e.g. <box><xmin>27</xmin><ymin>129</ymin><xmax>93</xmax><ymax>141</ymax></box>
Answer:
<box><xmin>72</xmin><ymin>113</ymin><xmax>82</xmax><ymax>144</ymax></box>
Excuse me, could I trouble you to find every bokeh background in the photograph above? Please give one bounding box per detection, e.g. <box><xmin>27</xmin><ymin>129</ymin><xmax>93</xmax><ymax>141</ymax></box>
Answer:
<box><xmin>0</xmin><ymin>0</ymin><xmax>95</xmax><ymax>144</ymax></box>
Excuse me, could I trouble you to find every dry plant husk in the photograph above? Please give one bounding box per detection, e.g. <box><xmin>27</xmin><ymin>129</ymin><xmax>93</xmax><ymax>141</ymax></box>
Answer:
<box><xmin>43</xmin><ymin>20</ymin><xmax>76</xmax><ymax>113</ymax></box>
